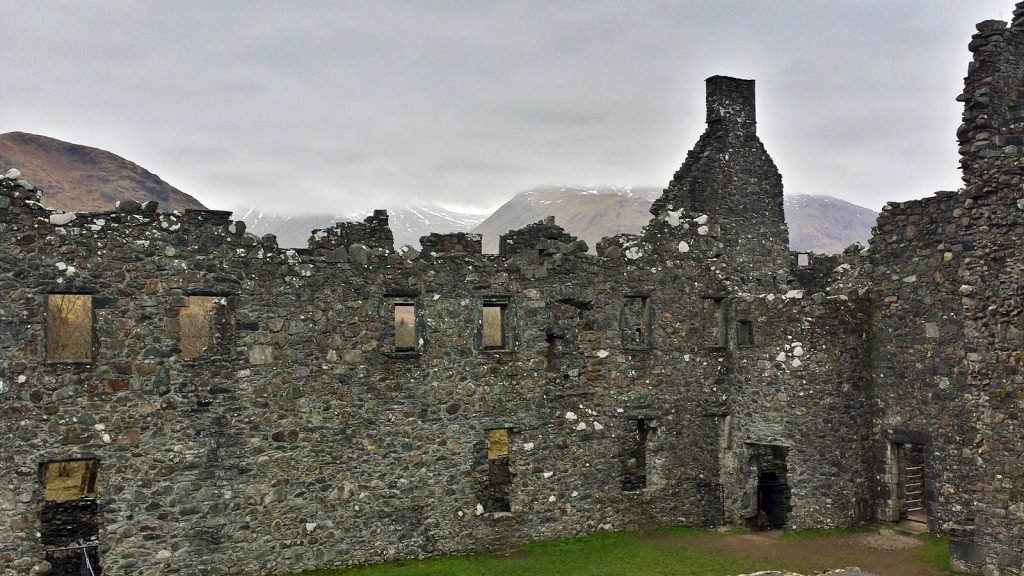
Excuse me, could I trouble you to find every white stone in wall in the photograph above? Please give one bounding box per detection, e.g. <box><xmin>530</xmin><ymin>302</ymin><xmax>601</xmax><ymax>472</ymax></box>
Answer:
<box><xmin>697</xmin><ymin>226</ymin><xmax>710</xmax><ymax>235</ymax></box>
<box><xmin>49</xmin><ymin>212</ymin><xmax>76</xmax><ymax>226</ymax></box>
<box><xmin>678</xmin><ymin>241</ymin><xmax>690</xmax><ymax>253</ymax></box>
<box><xmin>565</xmin><ymin>411</ymin><xmax>578</xmax><ymax>421</ymax></box>
<box><xmin>625</xmin><ymin>247</ymin><xmax>643</xmax><ymax>260</ymax></box>
<box><xmin>694</xmin><ymin>214</ymin><xmax>709</xmax><ymax>225</ymax></box>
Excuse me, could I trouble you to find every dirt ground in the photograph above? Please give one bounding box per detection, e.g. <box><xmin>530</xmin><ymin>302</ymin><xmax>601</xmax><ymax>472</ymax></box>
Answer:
<box><xmin>642</xmin><ymin>528</ymin><xmax>944</xmax><ymax>576</ymax></box>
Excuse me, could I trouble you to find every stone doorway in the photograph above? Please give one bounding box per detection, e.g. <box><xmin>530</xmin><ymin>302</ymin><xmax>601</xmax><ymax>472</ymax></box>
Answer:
<box><xmin>895</xmin><ymin>443</ymin><xmax>927</xmax><ymax>524</ymax></box>
<box><xmin>748</xmin><ymin>444</ymin><xmax>790</xmax><ymax>530</ymax></box>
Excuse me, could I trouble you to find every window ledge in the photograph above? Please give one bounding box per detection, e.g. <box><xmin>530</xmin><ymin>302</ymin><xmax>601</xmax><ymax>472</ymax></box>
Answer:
<box><xmin>382</xmin><ymin>351</ymin><xmax>422</xmax><ymax>360</ymax></box>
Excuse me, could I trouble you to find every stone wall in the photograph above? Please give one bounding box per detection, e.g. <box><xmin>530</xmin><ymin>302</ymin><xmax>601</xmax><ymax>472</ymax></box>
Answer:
<box><xmin>0</xmin><ymin>72</ymin><xmax>880</xmax><ymax>576</ymax></box>
<box><xmin>7</xmin><ymin>5</ymin><xmax>1024</xmax><ymax>572</ymax></box>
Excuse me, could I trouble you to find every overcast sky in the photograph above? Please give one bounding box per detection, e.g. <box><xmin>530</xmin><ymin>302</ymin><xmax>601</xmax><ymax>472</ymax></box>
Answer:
<box><xmin>1</xmin><ymin>1</ymin><xmax>1013</xmax><ymax>215</ymax></box>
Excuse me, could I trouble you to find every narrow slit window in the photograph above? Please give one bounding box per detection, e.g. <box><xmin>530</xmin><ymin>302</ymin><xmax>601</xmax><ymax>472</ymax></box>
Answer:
<box><xmin>482</xmin><ymin>303</ymin><xmax>507</xmax><ymax>350</ymax></box>
<box><xmin>736</xmin><ymin>320</ymin><xmax>755</xmax><ymax>347</ymax></box>
<box><xmin>484</xmin><ymin>428</ymin><xmax>512</xmax><ymax>512</ymax></box>
<box><xmin>622</xmin><ymin>418</ymin><xmax>651</xmax><ymax>491</ymax></box>
<box><xmin>46</xmin><ymin>294</ymin><xmax>93</xmax><ymax>362</ymax></box>
<box><xmin>701</xmin><ymin>297</ymin><xmax>726</xmax><ymax>348</ymax></box>
<box><xmin>180</xmin><ymin>295</ymin><xmax>223</xmax><ymax>359</ymax></box>
<box><xmin>394</xmin><ymin>304</ymin><xmax>417</xmax><ymax>351</ymax></box>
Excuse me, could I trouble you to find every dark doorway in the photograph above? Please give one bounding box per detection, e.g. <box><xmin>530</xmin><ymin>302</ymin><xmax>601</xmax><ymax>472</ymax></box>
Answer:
<box><xmin>749</xmin><ymin>444</ymin><xmax>790</xmax><ymax>530</ymax></box>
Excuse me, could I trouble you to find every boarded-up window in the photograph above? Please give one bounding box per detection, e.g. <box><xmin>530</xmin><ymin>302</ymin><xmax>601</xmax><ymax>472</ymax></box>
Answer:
<box><xmin>701</xmin><ymin>297</ymin><xmax>726</xmax><ymax>348</ymax></box>
<box><xmin>621</xmin><ymin>296</ymin><xmax>650</xmax><ymax>348</ymax></box>
<box><xmin>482</xmin><ymin>304</ymin><xmax>507</xmax><ymax>350</ymax></box>
<box><xmin>394</xmin><ymin>304</ymin><xmax>417</xmax><ymax>351</ymax></box>
<box><xmin>485</xmin><ymin>428</ymin><xmax>512</xmax><ymax>512</ymax></box>
<box><xmin>41</xmin><ymin>459</ymin><xmax>98</xmax><ymax>502</ymax></box>
<box><xmin>180</xmin><ymin>295</ymin><xmax>223</xmax><ymax>359</ymax></box>
<box><xmin>46</xmin><ymin>294</ymin><xmax>92</xmax><ymax>362</ymax></box>
<box><xmin>737</xmin><ymin>320</ymin><xmax>755</xmax><ymax>347</ymax></box>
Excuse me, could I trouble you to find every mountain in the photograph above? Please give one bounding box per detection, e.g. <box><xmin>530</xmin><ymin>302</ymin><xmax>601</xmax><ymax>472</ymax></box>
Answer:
<box><xmin>239</xmin><ymin>205</ymin><xmax>487</xmax><ymax>249</ymax></box>
<box><xmin>472</xmin><ymin>186</ymin><xmax>662</xmax><ymax>253</ymax></box>
<box><xmin>783</xmin><ymin>194</ymin><xmax>878</xmax><ymax>254</ymax></box>
<box><xmin>0</xmin><ymin>131</ymin><xmax>206</xmax><ymax>212</ymax></box>
<box><xmin>471</xmin><ymin>187</ymin><xmax>877</xmax><ymax>254</ymax></box>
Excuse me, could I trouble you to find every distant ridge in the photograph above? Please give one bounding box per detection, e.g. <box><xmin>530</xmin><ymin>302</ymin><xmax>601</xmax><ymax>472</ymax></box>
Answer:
<box><xmin>471</xmin><ymin>187</ymin><xmax>878</xmax><ymax>254</ymax></box>
<box><xmin>472</xmin><ymin>186</ymin><xmax>662</xmax><ymax>253</ymax></box>
<box><xmin>0</xmin><ymin>131</ymin><xmax>206</xmax><ymax>212</ymax></box>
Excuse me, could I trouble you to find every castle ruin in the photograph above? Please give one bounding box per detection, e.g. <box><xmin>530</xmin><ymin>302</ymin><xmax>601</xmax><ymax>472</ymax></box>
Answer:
<box><xmin>3</xmin><ymin>4</ymin><xmax>1024</xmax><ymax>575</ymax></box>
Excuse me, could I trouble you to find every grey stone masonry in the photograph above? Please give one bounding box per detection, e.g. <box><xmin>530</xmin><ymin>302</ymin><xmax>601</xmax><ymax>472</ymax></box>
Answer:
<box><xmin>6</xmin><ymin>5</ymin><xmax>1024</xmax><ymax>573</ymax></box>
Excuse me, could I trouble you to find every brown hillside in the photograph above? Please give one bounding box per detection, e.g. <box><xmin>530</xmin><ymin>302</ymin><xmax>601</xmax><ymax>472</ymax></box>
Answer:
<box><xmin>473</xmin><ymin>187</ymin><xmax>660</xmax><ymax>253</ymax></box>
<box><xmin>0</xmin><ymin>131</ymin><xmax>206</xmax><ymax>212</ymax></box>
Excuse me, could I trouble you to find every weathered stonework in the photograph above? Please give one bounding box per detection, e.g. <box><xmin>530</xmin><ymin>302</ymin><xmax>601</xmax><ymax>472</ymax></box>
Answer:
<box><xmin>3</xmin><ymin>6</ymin><xmax>1024</xmax><ymax>575</ymax></box>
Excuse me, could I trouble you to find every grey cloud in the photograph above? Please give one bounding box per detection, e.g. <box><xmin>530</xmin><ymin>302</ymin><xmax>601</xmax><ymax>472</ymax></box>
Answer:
<box><xmin>0</xmin><ymin>0</ymin><xmax>1011</xmax><ymax>215</ymax></box>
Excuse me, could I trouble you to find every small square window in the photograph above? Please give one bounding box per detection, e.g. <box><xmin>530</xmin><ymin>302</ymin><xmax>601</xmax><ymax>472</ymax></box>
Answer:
<box><xmin>737</xmin><ymin>320</ymin><xmax>755</xmax><ymax>347</ymax></box>
<box><xmin>394</xmin><ymin>303</ymin><xmax>417</xmax><ymax>351</ymax></box>
<box><xmin>797</xmin><ymin>253</ymin><xmax>810</xmax><ymax>267</ymax></box>
<box><xmin>46</xmin><ymin>294</ymin><xmax>93</xmax><ymax>362</ymax></box>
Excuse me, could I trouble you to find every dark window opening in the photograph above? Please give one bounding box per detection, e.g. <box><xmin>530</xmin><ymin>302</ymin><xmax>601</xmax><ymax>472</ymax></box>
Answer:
<box><xmin>484</xmin><ymin>429</ymin><xmax>512</xmax><ymax>513</ymax></box>
<box><xmin>701</xmin><ymin>297</ymin><xmax>726</xmax><ymax>348</ymax></box>
<box><xmin>621</xmin><ymin>296</ymin><xmax>650</xmax><ymax>349</ymax></box>
<box><xmin>736</xmin><ymin>320</ymin><xmax>755</xmax><ymax>347</ymax></box>
<box><xmin>46</xmin><ymin>294</ymin><xmax>93</xmax><ymax>362</ymax></box>
<box><xmin>622</xmin><ymin>418</ymin><xmax>652</xmax><ymax>491</ymax></box>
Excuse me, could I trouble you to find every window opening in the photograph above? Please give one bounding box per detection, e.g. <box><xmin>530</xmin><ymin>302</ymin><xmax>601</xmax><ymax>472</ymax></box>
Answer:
<box><xmin>484</xmin><ymin>429</ymin><xmax>512</xmax><ymax>512</ymax></box>
<box><xmin>180</xmin><ymin>295</ymin><xmax>224</xmax><ymax>359</ymax></box>
<box><xmin>797</xmin><ymin>253</ymin><xmax>810</xmax><ymax>267</ymax></box>
<box><xmin>622</xmin><ymin>418</ymin><xmax>652</xmax><ymax>491</ymax></box>
<box><xmin>701</xmin><ymin>297</ymin><xmax>726</xmax><ymax>348</ymax></box>
<box><xmin>46</xmin><ymin>294</ymin><xmax>93</xmax><ymax>362</ymax></box>
<box><xmin>621</xmin><ymin>296</ymin><xmax>650</xmax><ymax>348</ymax></box>
<box><xmin>736</xmin><ymin>320</ymin><xmax>755</xmax><ymax>347</ymax></box>
<box><xmin>482</xmin><ymin>303</ymin><xmax>508</xmax><ymax>350</ymax></box>
<box><xmin>394</xmin><ymin>303</ymin><xmax>417</xmax><ymax>352</ymax></box>
<box><xmin>40</xmin><ymin>458</ymin><xmax>101</xmax><ymax>574</ymax></box>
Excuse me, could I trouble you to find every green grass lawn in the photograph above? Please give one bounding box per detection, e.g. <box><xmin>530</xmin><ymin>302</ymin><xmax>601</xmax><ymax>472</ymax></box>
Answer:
<box><xmin>286</xmin><ymin>527</ymin><xmax>764</xmax><ymax>576</ymax></box>
<box><xmin>282</xmin><ymin>526</ymin><xmax>952</xmax><ymax>576</ymax></box>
